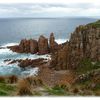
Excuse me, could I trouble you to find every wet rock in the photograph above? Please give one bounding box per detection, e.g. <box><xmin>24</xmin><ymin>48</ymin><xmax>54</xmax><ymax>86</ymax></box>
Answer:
<box><xmin>8</xmin><ymin>45</ymin><xmax>21</xmax><ymax>53</ymax></box>
<box><xmin>18</xmin><ymin>58</ymin><xmax>47</xmax><ymax>68</ymax></box>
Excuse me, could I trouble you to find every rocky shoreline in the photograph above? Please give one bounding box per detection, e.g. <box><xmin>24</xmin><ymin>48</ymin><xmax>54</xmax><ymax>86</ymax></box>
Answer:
<box><xmin>2</xmin><ymin>20</ymin><xmax>98</xmax><ymax>73</ymax></box>
<box><xmin>0</xmin><ymin>20</ymin><xmax>100</xmax><ymax>96</ymax></box>
<box><xmin>5</xmin><ymin>20</ymin><xmax>100</xmax><ymax>73</ymax></box>
<box><xmin>8</xmin><ymin>33</ymin><xmax>61</xmax><ymax>55</ymax></box>
<box><xmin>51</xmin><ymin>21</ymin><xmax>100</xmax><ymax>70</ymax></box>
<box><xmin>6</xmin><ymin>33</ymin><xmax>65</xmax><ymax>70</ymax></box>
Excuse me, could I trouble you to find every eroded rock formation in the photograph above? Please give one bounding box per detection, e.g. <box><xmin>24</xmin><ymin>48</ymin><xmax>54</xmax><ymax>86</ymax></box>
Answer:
<box><xmin>8</xmin><ymin>33</ymin><xmax>59</xmax><ymax>55</ymax></box>
<box><xmin>51</xmin><ymin>21</ymin><xmax>100</xmax><ymax>70</ymax></box>
<box><xmin>49</xmin><ymin>32</ymin><xmax>59</xmax><ymax>53</ymax></box>
<box><xmin>30</xmin><ymin>39</ymin><xmax>38</xmax><ymax>54</ymax></box>
<box><xmin>5</xmin><ymin>58</ymin><xmax>47</xmax><ymax>68</ymax></box>
<box><xmin>38</xmin><ymin>35</ymin><xmax>49</xmax><ymax>55</ymax></box>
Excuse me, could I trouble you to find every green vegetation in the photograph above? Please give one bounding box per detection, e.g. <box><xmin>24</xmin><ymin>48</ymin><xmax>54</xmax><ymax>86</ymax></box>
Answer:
<box><xmin>0</xmin><ymin>82</ymin><xmax>16</xmax><ymax>96</ymax></box>
<box><xmin>87</xmin><ymin>20</ymin><xmax>100</xmax><ymax>28</ymax></box>
<box><xmin>44</xmin><ymin>85</ymin><xmax>68</xmax><ymax>96</ymax></box>
<box><xmin>76</xmin><ymin>58</ymin><xmax>100</xmax><ymax>74</ymax></box>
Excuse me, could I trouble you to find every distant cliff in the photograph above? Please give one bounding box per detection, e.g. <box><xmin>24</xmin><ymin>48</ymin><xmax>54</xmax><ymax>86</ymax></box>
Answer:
<box><xmin>50</xmin><ymin>20</ymin><xmax>100</xmax><ymax>70</ymax></box>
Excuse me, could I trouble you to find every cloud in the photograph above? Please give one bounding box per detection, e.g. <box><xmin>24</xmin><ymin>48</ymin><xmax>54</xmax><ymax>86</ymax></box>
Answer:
<box><xmin>0</xmin><ymin>1</ymin><xmax>100</xmax><ymax>18</ymax></box>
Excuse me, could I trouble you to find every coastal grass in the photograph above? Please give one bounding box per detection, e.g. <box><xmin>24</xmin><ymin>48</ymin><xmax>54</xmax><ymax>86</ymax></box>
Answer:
<box><xmin>76</xmin><ymin>58</ymin><xmax>100</xmax><ymax>74</ymax></box>
<box><xmin>73</xmin><ymin>79</ymin><xmax>100</xmax><ymax>96</ymax></box>
<box><xmin>0</xmin><ymin>82</ymin><xmax>16</xmax><ymax>96</ymax></box>
<box><xmin>44</xmin><ymin>84</ymin><xmax>68</xmax><ymax>96</ymax></box>
<box><xmin>87</xmin><ymin>20</ymin><xmax>100</xmax><ymax>28</ymax></box>
<box><xmin>17</xmin><ymin>79</ymin><xmax>33</xmax><ymax>96</ymax></box>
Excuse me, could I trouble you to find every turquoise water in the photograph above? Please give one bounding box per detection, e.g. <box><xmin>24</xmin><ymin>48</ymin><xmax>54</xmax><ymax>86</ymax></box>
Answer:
<box><xmin>0</xmin><ymin>43</ymin><xmax>50</xmax><ymax>77</ymax></box>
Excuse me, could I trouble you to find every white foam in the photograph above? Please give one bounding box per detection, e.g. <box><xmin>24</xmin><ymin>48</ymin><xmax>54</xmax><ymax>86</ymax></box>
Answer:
<box><xmin>21</xmin><ymin>67</ymin><xmax>39</xmax><ymax>77</ymax></box>
<box><xmin>0</xmin><ymin>47</ymin><xmax>51</xmax><ymax>60</ymax></box>
<box><xmin>0</xmin><ymin>62</ymin><xmax>38</xmax><ymax>77</ymax></box>
<box><xmin>1</xmin><ymin>43</ymin><xmax>19</xmax><ymax>48</ymax></box>
<box><xmin>0</xmin><ymin>62</ymin><xmax>21</xmax><ymax>76</ymax></box>
<box><xmin>0</xmin><ymin>48</ymin><xmax>14</xmax><ymax>55</ymax></box>
<box><xmin>55</xmin><ymin>39</ymin><xmax>68</xmax><ymax>44</ymax></box>
<box><xmin>0</xmin><ymin>43</ymin><xmax>51</xmax><ymax>77</ymax></box>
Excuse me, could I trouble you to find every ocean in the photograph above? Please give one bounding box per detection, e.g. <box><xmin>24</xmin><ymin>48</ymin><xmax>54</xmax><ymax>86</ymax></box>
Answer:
<box><xmin>0</xmin><ymin>18</ymin><xmax>98</xmax><ymax>77</ymax></box>
<box><xmin>0</xmin><ymin>18</ymin><xmax>97</xmax><ymax>45</ymax></box>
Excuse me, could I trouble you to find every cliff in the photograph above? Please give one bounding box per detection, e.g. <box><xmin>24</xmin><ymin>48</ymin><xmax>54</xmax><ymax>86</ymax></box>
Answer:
<box><xmin>50</xmin><ymin>20</ymin><xmax>100</xmax><ymax>70</ymax></box>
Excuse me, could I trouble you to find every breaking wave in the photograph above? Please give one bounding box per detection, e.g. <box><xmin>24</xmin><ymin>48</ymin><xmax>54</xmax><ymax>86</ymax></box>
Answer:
<box><xmin>0</xmin><ymin>43</ymin><xmax>50</xmax><ymax>77</ymax></box>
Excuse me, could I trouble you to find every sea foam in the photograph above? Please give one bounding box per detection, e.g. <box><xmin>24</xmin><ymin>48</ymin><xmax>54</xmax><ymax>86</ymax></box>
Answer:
<box><xmin>0</xmin><ymin>43</ymin><xmax>50</xmax><ymax>77</ymax></box>
<box><xmin>0</xmin><ymin>39</ymin><xmax>67</xmax><ymax>77</ymax></box>
<box><xmin>55</xmin><ymin>39</ymin><xmax>68</xmax><ymax>44</ymax></box>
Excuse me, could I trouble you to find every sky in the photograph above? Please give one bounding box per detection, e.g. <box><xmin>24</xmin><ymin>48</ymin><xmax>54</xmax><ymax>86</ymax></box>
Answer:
<box><xmin>0</xmin><ymin>0</ymin><xmax>100</xmax><ymax>18</ymax></box>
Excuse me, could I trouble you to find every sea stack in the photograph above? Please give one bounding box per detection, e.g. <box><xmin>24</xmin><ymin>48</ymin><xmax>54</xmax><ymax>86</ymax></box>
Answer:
<box><xmin>38</xmin><ymin>35</ymin><xmax>49</xmax><ymax>55</ymax></box>
<box><xmin>29</xmin><ymin>39</ymin><xmax>38</xmax><ymax>54</ymax></box>
<box><xmin>49</xmin><ymin>32</ymin><xmax>59</xmax><ymax>53</ymax></box>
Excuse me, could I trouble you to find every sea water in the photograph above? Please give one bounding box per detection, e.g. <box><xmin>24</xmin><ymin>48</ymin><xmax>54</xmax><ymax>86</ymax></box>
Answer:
<box><xmin>0</xmin><ymin>18</ymin><xmax>97</xmax><ymax>77</ymax></box>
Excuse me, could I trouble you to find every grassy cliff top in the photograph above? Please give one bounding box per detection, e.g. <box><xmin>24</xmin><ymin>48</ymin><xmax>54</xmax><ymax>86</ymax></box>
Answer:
<box><xmin>87</xmin><ymin>20</ymin><xmax>100</xmax><ymax>28</ymax></box>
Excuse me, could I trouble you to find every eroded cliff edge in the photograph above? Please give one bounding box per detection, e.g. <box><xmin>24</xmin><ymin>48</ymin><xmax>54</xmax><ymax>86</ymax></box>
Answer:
<box><xmin>8</xmin><ymin>20</ymin><xmax>100</xmax><ymax>71</ymax></box>
<box><xmin>50</xmin><ymin>20</ymin><xmax>100</xmax><ymax>70</ymax></box>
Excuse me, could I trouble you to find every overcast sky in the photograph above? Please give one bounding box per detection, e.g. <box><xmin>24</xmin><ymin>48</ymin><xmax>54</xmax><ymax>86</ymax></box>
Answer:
<box><xmin>0</xmin><ymin>0</ymin><xmax>100</xmax><ymax>18</ymax></box>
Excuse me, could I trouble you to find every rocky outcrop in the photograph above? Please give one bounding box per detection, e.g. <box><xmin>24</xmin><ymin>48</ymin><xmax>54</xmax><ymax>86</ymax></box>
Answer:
<box><xmin>30</xmin><ymin>39</ymin><xmax>38</xmax><ymax>54</ymax></box>
<box><xmin>9</xmin><ymin>33</ymin><xmax>59</xmax><ymax>55</ymax></box>
<box><xmin>51</xmin><ymin>20</ymin><xmax>100</xmax><ymax>70</ymax></box>
<box><xmin>8</xmin><ymin>39</ymin><xmax>38</xmax><ymax>54</ymax></box>
<box><xmin>5</xmin><ymin>58</ymin><xmax>48</xmax><ymax>68</ymax></box>
<box><xmin>38</xmin><ymin>35</ymin><xmax>49</xmax><ymax>55</ymax></box>
<box><xmin>49</xmin><ymin>33</ymin><xmax>59</xmax><ymax>53</ymax></box>
<box><xmin>50</xmin><ymin>42</ymin><xmax>69</xmax><ymax>70</ymax></box>
<box><xmin>18</xmin><ymin>58</ymin><xmax>47</xmax><ymax>68</ymax></box>
<box><xmin>19</xmin><ymin>39</ymin><xmax>30</xmax><ymax>53</ymax></box>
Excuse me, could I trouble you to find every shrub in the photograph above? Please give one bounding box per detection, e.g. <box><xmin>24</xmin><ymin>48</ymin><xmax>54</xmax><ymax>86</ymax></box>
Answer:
<box><xmin>25</xmin><ymin>76</ymin><xmax>34</xmax><ymax>85</ymax></box>
<box><xmin>0</xmin><ymin>76</ymin><xmax>5</xmax><ymax>83</ymax></box>
<box><xmin>87</xmin><ymin>20</ymin><xmax>100</xmax><ymax>28</ymax></box>
<box><xmin>17</xmin><ymin>79</ymin><xmax>32</xmax><ymax>96</ymax></box>
<box><xmin>7</xmin><ymin>75</ymin><xmax>18</xmax><ymax>84</ymax></box>
<box><xmin>73</xmin><ymin>88</ymin><xmax>79</xmax><ymax>94</ymax></box>
<box><xmin>25</xmin><ymin>76</ymin><xmax>43</xmax><ymax>86</ymax></box>
<box><xmin>76</xmin><ymin>59</ymin><xmax>100</xmax><ymax>74</ymax></box>
<box><xmin>0</xmin><ymin>82</ymin><xmax>16</xmax><ymax>96</ymax></box>
<box><xmin>45</xmin><ymin>85</ymin><xmax>67</xmax><ymax>95</ymax></box>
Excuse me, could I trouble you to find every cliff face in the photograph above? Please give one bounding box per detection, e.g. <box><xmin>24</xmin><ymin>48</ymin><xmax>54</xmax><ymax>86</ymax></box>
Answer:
<box><xmin>51</xmin><ymin>21</ymin><xmax>100</xmax><ymax>70</ymax></box>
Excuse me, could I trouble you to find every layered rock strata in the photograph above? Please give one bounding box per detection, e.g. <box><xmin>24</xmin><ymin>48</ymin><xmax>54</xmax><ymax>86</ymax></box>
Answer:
<box><xmin>50</xmin><ymin>21</ymin><xmax>100</xmax><ymax>70</ymax></box>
